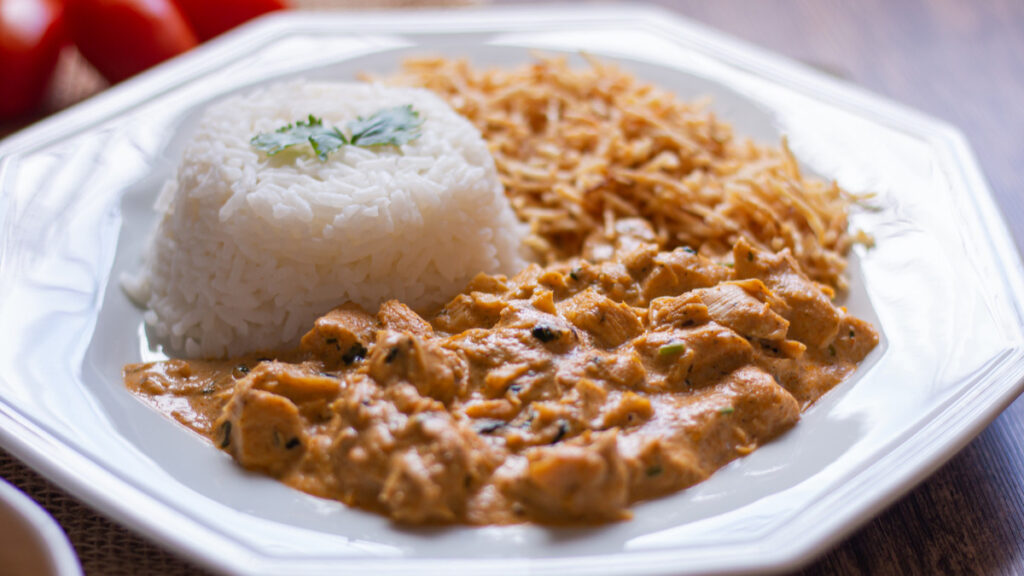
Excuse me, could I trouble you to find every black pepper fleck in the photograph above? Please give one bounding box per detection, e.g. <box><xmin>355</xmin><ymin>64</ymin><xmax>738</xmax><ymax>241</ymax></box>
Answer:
<box><xmin>342</xmin><ymin>342</ymin><xmax>368</xmax><ymax>365</ymax></box>
<box><xmin>219</xmin><ymin>421</ymin><xmax>232</xmax><ymax>449</ymax></box>
<box><xmin>473</xmin><ymin>419</ymin><xmax>506</xmax><ymax>434</ymax></box>
<box><xmin>531</xmin><ymin>325</ymin><xmax>558</xmax><ymax>343</ymax></box>
<box><xmin>551</xmin><ymin>420</ymin><xmax>569</xmax><ymax>444</ymax></box>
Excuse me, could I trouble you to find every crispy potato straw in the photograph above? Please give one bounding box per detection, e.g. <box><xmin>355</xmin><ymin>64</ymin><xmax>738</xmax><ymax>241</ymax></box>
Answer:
<box><xmin>385</xmin><ymin>56</ymin><xmax>865</xmax><ymax>290</ymax></box>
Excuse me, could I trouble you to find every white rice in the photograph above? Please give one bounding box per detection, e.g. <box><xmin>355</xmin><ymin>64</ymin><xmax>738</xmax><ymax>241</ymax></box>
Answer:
<box><xmin>123</xmin><ymin>81</ymin><xmax>526</xmax><ymax>358</ymax></box>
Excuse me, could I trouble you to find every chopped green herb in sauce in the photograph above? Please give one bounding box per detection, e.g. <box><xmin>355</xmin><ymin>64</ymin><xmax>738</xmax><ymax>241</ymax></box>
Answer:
<box><xmin>718</xmin><ymin>406</ymin><xmax>735</xmax><ymax>415</ymax></box>
<box><xmin>658</xmin><ymin>342</ymin><xmax>686</xmax><ymax>356</ymax></box>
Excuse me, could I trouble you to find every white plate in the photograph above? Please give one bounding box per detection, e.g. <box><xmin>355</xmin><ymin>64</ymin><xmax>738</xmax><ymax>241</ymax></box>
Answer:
<box><xmin>1</xmin><ymin>5</ymin><xmax>1023</xmax><ymax>575</ymax></box>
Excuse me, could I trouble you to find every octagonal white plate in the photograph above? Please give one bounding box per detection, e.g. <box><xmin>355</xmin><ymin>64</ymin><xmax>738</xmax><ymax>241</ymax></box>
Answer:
<box><xmin>2</xmin><ymin>5</ymin><xmax>1024</xmax><ymax>575</ymax></box>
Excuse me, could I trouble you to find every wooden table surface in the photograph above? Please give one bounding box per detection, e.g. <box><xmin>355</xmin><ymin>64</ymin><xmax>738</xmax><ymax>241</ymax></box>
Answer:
<box><xmin>2</xmin><ymin>1</ymin><xmax>1023</xmax><ymax>574</ymax></box>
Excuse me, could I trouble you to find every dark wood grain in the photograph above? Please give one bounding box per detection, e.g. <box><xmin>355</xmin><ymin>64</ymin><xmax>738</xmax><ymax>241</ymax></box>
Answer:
<box><xmin>2</xmin><ymin>1</ymin><xmax>1023</xmax><ymax>574</ymax></box>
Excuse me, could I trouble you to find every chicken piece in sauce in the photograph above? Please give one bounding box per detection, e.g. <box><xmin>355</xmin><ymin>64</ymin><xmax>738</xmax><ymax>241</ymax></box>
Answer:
<box><xmin>125</xmin><ymin>220</ymin><xmax>878</xmax><ymax>525</ymax></box>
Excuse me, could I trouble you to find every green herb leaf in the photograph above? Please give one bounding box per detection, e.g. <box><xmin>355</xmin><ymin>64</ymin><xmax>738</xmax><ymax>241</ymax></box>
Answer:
<box><xmin>251</xmin><ymin>106</ymin><xmax>424</xmax><ymax>162</ymax></box>
<box><xmin>348</xmin><ymin>105</ymin><xmax>423</xmax><ymax>147</ymax></box>
<box><xmin>658</xmin><ymin>342</ymin><xmax>686</xmax><ymax>356</ymax></box>
<box><xmin>718</xmin><ymin>406</ymin><xmax>735</xmax><ymax>415</ymax></box>
<box><xmin>250</xmin><ymin>114</ymin><xmax>348</xmax><ymax>160</ymax></box>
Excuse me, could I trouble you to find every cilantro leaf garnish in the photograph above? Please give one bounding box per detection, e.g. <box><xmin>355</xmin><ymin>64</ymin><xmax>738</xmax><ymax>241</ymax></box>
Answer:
<box><xmin>250</xmin><ymin>105</ymin><xmax>423</xmax><ymax>161</ymax></box>
<box><xmin>250</xmin><ymin>115</ymin><xmax>348</xmax><ymax>161</ymax></box>
<box><xmin>348</xmin><ymin>105</ymin><xmax>423</xmax><ymax>147</ymax></box>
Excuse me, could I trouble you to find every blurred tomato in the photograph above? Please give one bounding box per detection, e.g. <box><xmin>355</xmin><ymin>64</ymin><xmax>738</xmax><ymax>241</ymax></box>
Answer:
<box><xmin>64</xmin><ymin>0</ymin><xmax>197</xmax><ymax>84</ymax></box>
<box><xmin>0</xmin><ymin>0</ymin><xmax>66</xmax><ymax>120</ymax></box>
<box><xmin>174</xmin><ymin>0</ymin><xmax>287</xmax><ymax>40</ymax></box>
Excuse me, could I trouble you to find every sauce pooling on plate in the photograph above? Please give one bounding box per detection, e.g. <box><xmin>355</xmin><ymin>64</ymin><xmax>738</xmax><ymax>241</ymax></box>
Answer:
<box><xmin>126</xmin><ymin>222</ymin><xmax>877</xmax><ymax>524</ymax></box>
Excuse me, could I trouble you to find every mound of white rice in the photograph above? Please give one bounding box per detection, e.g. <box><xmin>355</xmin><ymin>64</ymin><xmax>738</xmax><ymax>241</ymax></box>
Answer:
<box><xmin>123</xmin><ymin>81</ymin><xmax>525</xmax><ymax>358</ymax></box>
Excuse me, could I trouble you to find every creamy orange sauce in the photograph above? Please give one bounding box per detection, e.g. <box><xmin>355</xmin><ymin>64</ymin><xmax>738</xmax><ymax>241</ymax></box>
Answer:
<box><xmin>126</xmin><ymin>225</ymin><xmax>877</xmax><ymax>524</ymax></box>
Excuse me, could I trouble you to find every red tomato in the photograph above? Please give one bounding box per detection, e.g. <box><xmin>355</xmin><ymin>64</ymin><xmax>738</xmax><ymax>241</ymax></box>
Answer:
<box><xmin>174</xmin><ymin>0</ymin><xmax>287</xmax><ymax>41</ymax></box>
<box><xmin>0</xmin><ymin>0</ymin><xmax>66</xmax><ymax>120</ymax></box>
<box><xmin>64</xmin><ymin>0</ymin><xmax>198</xmax><ymax>84</ymax></box>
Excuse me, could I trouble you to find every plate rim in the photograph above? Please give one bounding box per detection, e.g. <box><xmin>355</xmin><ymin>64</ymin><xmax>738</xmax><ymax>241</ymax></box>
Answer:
<box><xmin>2</xmin><ymin>4</ymin><xmax>1024</xmax><ymax>575</ymax></box>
